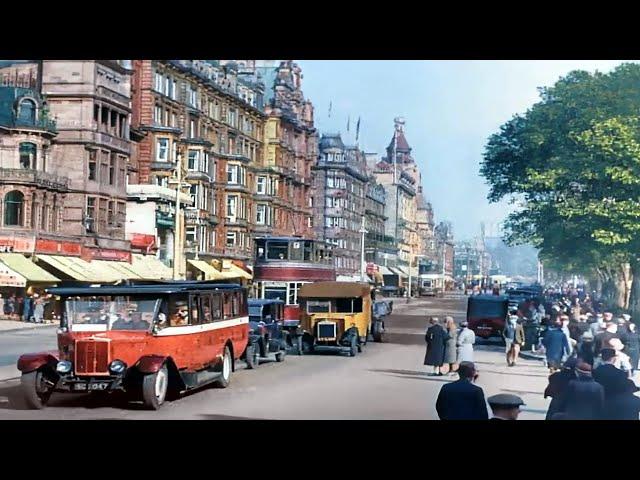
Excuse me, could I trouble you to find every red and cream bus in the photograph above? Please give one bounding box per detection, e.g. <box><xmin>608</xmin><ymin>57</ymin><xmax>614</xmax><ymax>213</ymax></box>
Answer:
<box><xmin>253</xmin><ymin>237</ymin><xmax>335</xmax><ymax>351</ymax></box>
<box><xmin>17</xmin><ymin>282</ymin><xmax>248</xmax><ymax>410</ymax></box>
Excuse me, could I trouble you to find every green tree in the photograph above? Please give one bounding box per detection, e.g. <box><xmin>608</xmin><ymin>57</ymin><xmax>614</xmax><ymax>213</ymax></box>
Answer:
<box><xmin>481</xmin><ymin>63</ymin><xmax>640</xmax><ymax>315</ymax></box>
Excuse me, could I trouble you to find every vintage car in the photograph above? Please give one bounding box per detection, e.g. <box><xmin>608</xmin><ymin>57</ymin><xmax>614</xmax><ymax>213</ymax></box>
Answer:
<box><xmin>245</xmin><ymin>299</ymin><xmax>287</xmax><ymax>367</ymax></box>
<box><xmin>417</xmin><ymin>274</ymin><xmax>445</xmax><ymax>297</ymax></box>
<box><xmin>16</xmin><ymin>282</ymin><xmax>249</xmax><ymax>410</ymax></box>
<box><xmin>298</xmin><ymin>282</ymin><xmax>373</xmax><ymax>356</ymax></box>
<box><xmin>467</xmin><ymin>294</ymin><xmax>509</xmax><ymax>340</ymax></box>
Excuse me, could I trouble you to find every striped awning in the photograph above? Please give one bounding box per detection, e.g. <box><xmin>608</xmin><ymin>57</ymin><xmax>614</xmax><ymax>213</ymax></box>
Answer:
<box><xmin>131</xmin><ymin>254</ymin><xmax>173</xmax><ymax>280</ymax></box>
<box><xmin>0</xmin><ymin>253</ymin><xmax>59</xmax><ymax>284</ymax></box>
<box><xmin>187</xmin><ymin>260</ymin><xmax>227</xmax><ymax>280</ymax></box>
<box><xmin>36</xmin><ymin>255</ymin><xmax>121</xmax><ymax>283</ymax></box>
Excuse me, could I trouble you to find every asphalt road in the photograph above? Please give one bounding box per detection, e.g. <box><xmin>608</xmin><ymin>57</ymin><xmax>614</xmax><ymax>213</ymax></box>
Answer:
<box><xmin>0</xmin><ymin>326</ymin><xmax>57</xmax><ymax>368</ymax></box>
<box><xmin>0</xmin><ymin>294</ymin><xmax>552</xmax><ymax>419</ymax></box>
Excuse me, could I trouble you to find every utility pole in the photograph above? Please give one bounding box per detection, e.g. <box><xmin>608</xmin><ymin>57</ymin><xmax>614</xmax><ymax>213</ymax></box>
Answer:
<box><xmin>173</xmin><ymin>147</ymin><xmax>184</xmax><ymax>280</ymax></box>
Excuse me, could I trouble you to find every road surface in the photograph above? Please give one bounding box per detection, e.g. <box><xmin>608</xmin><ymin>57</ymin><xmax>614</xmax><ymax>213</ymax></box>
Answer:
<box><xmin>0</xmin><ymin>294</ymin><xmax>551</xmax><ymax>419</ymax></box>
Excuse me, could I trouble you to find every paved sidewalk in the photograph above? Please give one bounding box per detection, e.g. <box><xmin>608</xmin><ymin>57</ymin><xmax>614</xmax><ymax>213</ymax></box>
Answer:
<box><xmin>0</xmin><ymin>320</ymin><xmax>57</xmax><ymax>334</ymax></box>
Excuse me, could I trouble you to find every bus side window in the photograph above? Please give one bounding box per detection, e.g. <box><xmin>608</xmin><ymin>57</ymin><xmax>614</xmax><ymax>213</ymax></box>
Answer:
<box><xmin>202</xmin><ymin>294</ymin><xmax>212</xmax><ymax>324</ymax></box>
<box><xmin>211</xmin><ymin>293</ymin><xmax>222</xmax><ymax>321</ymax></box>
<box><xmin>189</xmin><ymin>295</ymin><xmax>201</xmax><ymax>325</ymax></box>
<box><xmin>223</xmin><ymin>293</ymin><xmax>232</xmax><ymax>320</ymax></box>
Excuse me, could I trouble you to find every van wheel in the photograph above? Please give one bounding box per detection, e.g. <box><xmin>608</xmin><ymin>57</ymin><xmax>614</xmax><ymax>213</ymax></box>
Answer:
<box><xmin>21</xmin><ymin>369</ymin><xmax>54</xmax><ymax>410</ymax></box>
<box><xmin>214</xmin><ymin>346</ymin><xmax>232</xmax><ymax>388</ymax></box>
<box><xmin>245</xmin><ymin>343</ymin><xmax>259</xmax><ymax>369</ymax></box>
<box><xmin>141</xmin><ymin>365</ymin><xmax>168</xmax><ymax>410</ymax></box>
<box><xmin>350</xmin><ymin>337</ymin><xmax>358</xmax><ymax>357</ymax></box>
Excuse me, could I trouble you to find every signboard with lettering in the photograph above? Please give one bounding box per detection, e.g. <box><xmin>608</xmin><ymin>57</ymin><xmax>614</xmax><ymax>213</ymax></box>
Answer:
<box><xmin>35</xmin><ymin>239</ymin><xmax>82</xmax><ymax>256</ymax></box>
<box><xmin>83</xmin><ymin>247</ymin><xmax>132</xmax><ymax>263</ymax></box>
<box><xmin>0</xmin><ymin>264</ymin><xmax>26</xmax><ymax>287</ymax></box>
<box><xmin>0</xmin><ymin>236</ymin><xmax>36</xmax><ymax>253</ymax></box>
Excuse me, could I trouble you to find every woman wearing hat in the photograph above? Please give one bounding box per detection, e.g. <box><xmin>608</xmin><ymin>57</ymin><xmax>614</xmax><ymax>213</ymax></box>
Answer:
<box><xmin>424</xmin><ymin>317</ymin><xmax>447</xmax><ymax>376</ymax></box>
<box><xmin>456</xmin><ymin>321</ymin><xmax>476</xmax><ymax>363</ymax></box>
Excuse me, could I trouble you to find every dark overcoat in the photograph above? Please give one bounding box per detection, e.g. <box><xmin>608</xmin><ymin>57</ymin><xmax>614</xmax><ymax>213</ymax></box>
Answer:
<box><xmin>424</xmin><ymin>324</ymin><xmax>448</xmax><ymax>367</ymax></box>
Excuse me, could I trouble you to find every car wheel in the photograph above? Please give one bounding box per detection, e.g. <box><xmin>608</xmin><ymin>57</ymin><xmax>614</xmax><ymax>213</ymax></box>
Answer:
<box><xmin>21</xmin><ymin>369</ymin><xmax>54</xmax><ymax>410</ymax></box>
<box><xmin>141</xmin><ymin>365</ymin><xmax>168</xmax><ymax>410</ymax></box>
<box><xmin>245</xmin><ymin>343</ymin><xmax>259</xmax><ymax>369</ymax></box>
<box><xmin>214</xmin><ymin>346</ymin><xmax>232</xmax><ymax>388</ymax></box>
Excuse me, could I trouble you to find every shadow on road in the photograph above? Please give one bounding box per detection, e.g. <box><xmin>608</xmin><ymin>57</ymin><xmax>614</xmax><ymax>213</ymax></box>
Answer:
<box><xmin>369</xmin><ymin>368</ymin><xmax>454</xmax><ymax>383</ymax></box>
<box><xmin>197</xmin><ymin>414</ymin><xmax>258</xmax><ymax>420</ymax></box>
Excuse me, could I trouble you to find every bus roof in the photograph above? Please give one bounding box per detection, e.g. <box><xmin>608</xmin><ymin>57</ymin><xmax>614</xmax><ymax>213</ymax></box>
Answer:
<box><xmin>47</xmin><ymin>283</ymin><xmax>242</xmax><ymax>297</ymax></box>
<box><xmin>299</xmin><ymin>281</ymin><xmax>371</xmax><ymax>299</ymax></box>
<box><xmin>248</xmin><ymin>299</ymin><xmax>285</xmax><ymax>306</ymax></box>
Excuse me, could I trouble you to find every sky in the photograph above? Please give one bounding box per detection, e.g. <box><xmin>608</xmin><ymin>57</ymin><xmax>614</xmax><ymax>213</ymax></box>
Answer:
<box><xmin>297</xmin><ymin>60</ymin><xmax>632</xmax><ymax>241</ymax></box>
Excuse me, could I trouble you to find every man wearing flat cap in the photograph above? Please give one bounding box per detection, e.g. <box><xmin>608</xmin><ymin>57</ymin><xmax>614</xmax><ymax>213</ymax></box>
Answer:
<box><xmin>487</xmin><ymin>394</ymin><xmax>525</xmax><ymax>420</ymax></box>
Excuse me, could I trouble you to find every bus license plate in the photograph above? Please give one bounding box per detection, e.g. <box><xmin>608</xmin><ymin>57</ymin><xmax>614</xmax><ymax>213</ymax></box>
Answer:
<box><xmin>74</xmin><ymin>383</ymin><xmax>108</xmax><ymax>391</ymax></box>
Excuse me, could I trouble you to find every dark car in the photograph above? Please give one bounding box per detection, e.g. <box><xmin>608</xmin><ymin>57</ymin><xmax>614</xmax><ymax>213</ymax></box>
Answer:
<box><xmin>246</xmin><ymin>299</ymin><xmax>287</xmax><ymax>368</ymax></box>
<box><xmin>467</xmin><ymin>294</ymin><xmax>509</xmax><ymax>340</ymax></box>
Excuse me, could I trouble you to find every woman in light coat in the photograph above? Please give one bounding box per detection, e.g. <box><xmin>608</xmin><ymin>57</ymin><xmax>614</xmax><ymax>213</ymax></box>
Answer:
<box><xmin>457</xmin><ymin>321</ymin><xmax>476</xmax><ymax>363</ymax></box>
<box><xmin>443</xmin><ymin>316</ymin><xmax>458</xmax><ymax>375</ymax></box>
<box><xmin>33</xmin><ymin>297</ymin><xmax>45</xmax><ymax>323</ymax></box>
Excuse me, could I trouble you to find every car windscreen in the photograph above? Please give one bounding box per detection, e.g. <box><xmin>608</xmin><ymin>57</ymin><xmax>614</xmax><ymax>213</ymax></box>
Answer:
<box><xmin>468</xmin><ymin>299</ymin><xmax>507</xmax><ymax>319</ymax></box>
<box><xmin>65</xmin><ymin>296</ymin><xmax>160</xmax><ymax>331</ymax></box>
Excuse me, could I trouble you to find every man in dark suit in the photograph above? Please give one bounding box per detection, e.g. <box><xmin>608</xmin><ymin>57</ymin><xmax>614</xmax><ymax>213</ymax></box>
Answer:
<box><xmin>435</xmin><ymin>361</ymin><xmax>488</xmax><ymax>420</ymax></box>
<box><xmin>593</xmin><ymin>348</ymin><xmax>631</xmax><ymax>398</ymax></box>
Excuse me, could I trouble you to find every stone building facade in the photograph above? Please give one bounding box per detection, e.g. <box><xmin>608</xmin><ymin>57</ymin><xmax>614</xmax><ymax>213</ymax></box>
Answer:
<box><xmin>313</xmin><ymin>134</ymin><xmax>368</xmax><ymax>279</ymax></box>
<box><xmin>0</xmin><ymin>71</ymin><xmax>73</xmax><ymax>255</ymax></box>
<box><xmin>364</xmin><ymin>180</ymin><xmax>389</xmax><ymax>265</ymax></box>
<box><xmin>129</xmin><ymin>60</ymin><xmax>265</xmax><ymax>270</ymax></box>
<box><xmin>42</xmin><ymin>60</ymin><xmax>134</xmax><ymax>261</ymax></box>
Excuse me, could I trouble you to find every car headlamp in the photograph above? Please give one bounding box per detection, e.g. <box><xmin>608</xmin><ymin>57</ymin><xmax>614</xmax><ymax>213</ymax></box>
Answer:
<box><xmin>56</xmin><ymin>360</ymin><xmax>72</xmax><ymax>374</ymax></box>
<box><xmin>109</xmin><ymin>359</ymin><xmax>126</xmax><ymax>374</ymax></box>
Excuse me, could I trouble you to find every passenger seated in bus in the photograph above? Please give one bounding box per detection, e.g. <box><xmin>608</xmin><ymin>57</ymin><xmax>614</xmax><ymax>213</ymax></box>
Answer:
<box><xmin>170</xmin><ymin>301</ymin><xmax>189</xmax><ymax>326</ymax></box>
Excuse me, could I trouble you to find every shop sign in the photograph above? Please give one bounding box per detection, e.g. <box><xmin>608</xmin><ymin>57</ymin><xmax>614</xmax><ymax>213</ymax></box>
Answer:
<box><xmin>35</xmin><ymin>239</ymin><xmax>82</xmax><ymax>256</ymax></box>
<box><xmin>0</xmin><ymin>265</ymin><xmax>26</xmax><ymax>287</ymax></box>
<box><xmin>0</xmin><ymin>236</ymin><xmax>35</xmax><ymax>253</ymax></box>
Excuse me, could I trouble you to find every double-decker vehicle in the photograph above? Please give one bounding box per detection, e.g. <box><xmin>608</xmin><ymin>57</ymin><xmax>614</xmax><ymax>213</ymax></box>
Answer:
<box><xmin>246</xmin><ymin>299</ymin><xmax>287</xmax><ymax>368</ymax></box>
<box><xmin>298</xmin><ymin>282</ymin><xmax>374</xmax><ymax>356</ymax></box>
<box><xmin>418</xmin><ymin>274</ymin><xmax>445</xmax><ymax>297</ymax></box>
<box><xmin>16</xmin><ymin>282</ymin><xmax>248</xmax><ymax>410</ymax></box>
<box><xmin>467</xmin><ymin>294</ymin><xmax>509</xmax><ymax>340</ymax></box>
<box><xmin>253</xmin><ymin>236</ymin><xmax>336</xmax><ymax>352</ymax></box>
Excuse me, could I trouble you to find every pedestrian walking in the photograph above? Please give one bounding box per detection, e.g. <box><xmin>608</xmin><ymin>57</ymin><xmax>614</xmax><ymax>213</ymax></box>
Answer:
<box><xmin>601</xmin><ymin>379</ymin><xmax>640</xmax><ymax>420</ymax></box>
<box><xmin>554</xmin><ymin>362</ymin><xmax>604</xmax><ymax>420</ymax></box>
<box><xmin>32</xmin><ymin>296</ymin><xmax>44</xmax><ymax>324</ymax></box>
<box><xmin>544</xmin><ymin>357</ymin><xmax>577</xmax><ymax>420</ymax></box>
<box><xmin>503</xmin><ymin>315</ymin><xmax>517</xmax><ymax>366</ymax></box>
<box><xmin>456</xmin><ymin>321</ymin><xmax>476</xmax><ymax>363</ymax></box>
<box><xmin>577</xmin><ymin>330</ymin><xmax>595</xmax><ymax>366</ymax></box>
<box><xmin>23</xmin><ymin>294</ymin><xmax>33</xmax><ymax>323</ymax></box>
<box><xmin>623</xmin><ymin>322</ymin><xmax>640</xmax><ymax>375</ymax></box>
<box><xmin>444</xmin><ymin>316</ymin><xmax>458</xmax><ymax>375</ymax></box>
<box><xmin>560</xmin><ymin>316</ymin><xmax>574</xmax><ymax>361</ymax></box>
<box><xmin>487</xmin><ymin>394</ymin><xmax>525</xmax><ymax>420</ymax></box>
<box><xmin>594</xmin><ymin>321</ymin><xmax>620</xmax><ymax>358</ymax></box>
<box><xmin>0</xmin><ymin>294</ymin><xmax>4</xmax><ymax>319</ymax></box>
<box><xmin>6</xmin><ymin>295</ymin><xmax>16</xmax><ymax>319</ymax></box>
<box><xmin>593</xmin><ymin>348</ymin><xmax>632</xmax><ymax>398</ymax></box>
<box><xmin>570</xmin><ymin>297</ymin><xmax>581</xmax><ymax>322</ymax></box>
<box><xmin>542</xmin><ymin>319</ymin><xmax>570</xmax><ymax>373</ymax></box>
<box><xmin>424</xmin><ymin>317</ymin><xmax>447</xmax><ymax>376</ymax></box>
<box><xmin>435</xmin><ymin>361</ymin><xmax>488</xmax><ymax>420</ymax></box>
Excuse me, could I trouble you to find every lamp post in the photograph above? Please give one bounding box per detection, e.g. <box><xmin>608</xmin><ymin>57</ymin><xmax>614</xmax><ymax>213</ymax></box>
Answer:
<box><xmin>172</xmin><ymin>146</ymin><xmax>185</xmax><ymax>280</ymax></box>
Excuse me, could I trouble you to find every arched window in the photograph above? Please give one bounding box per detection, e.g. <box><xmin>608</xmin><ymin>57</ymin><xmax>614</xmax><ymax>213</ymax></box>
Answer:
<box><xmin>19</xmin><ymin>142</ymin><xmax>37</xmax><ymax>169</ymax></box>
<box><xmin>4</xmin><ymin>191</ymin><xmax>24</xmax><ymax>226</ymax></box>
<box><xmin>18</xmin><ymin>98</ymin><xmax>36</xmax><ymax>124</ymax></box>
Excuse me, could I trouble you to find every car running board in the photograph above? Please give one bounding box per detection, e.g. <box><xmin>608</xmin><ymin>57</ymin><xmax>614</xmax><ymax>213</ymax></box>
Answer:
<box><xmin>180</xmin><ymin>369</ymin><xmax>223</xmax><ymax>389</ymax></box>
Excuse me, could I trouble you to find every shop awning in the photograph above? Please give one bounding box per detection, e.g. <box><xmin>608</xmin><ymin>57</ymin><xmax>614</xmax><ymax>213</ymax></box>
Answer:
<box><xmin>390</xmin><ymin>267</ymin><xmax>408</xmax><ymax>278</ymax></box>
<box><xmin>93</xmin><ymin>260</ymin><xmax>144</xmax><ymax>280</ymax></box>
<box><xmin>379</xmin><ymin>266</ymin><xmax>395</xmax><ymax>276</ymax></box>
<box><xmin>218</xmin><ymin>263</ymin><xmax>252</xmax><ymax>281</ymax></box>
<box><xmin>36</xmin><ymin>255</ymin><xmax>121</xmax><ymax>283</ymax></box>
<box><xmin>131</xmin><ymin>254</ymin><xmax>173</xmax><ymax>280</ymax></box>
<box><xmin>0</xmin><ymin>253</ymin><xmax>59</xmax><ymax>283</ymax></box>
<box><xmin>188</xmin><ymin>260</ymin><xmax>227</xmax><ymax>280</ymax></box>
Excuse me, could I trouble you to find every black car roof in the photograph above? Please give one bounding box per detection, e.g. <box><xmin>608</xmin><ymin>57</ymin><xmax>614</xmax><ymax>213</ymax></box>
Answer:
<box><xmin>469</xmin><ymin>294</ymin><xmax>509</xmax><ymax>302</ymax></box>
<box><xmin>47</xmin><ymin>282</ymin><xmax>242</xmax><ymax>297</ymax></box>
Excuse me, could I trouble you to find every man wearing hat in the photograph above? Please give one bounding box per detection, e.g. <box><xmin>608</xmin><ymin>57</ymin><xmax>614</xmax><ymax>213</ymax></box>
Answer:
<box><xmin>555</xmin><ymin>361</ymin><xmax>604</xmax><ymax>420</ymax></box>
<box><xmin>487</xmin><ymin>394</ymin><xmax>525</xmax><ymax>420</ymax></box>
<box><xmin>435</xmin><ymin>361</ymin><xmax>488</xmax><ymax>420</ymax></box>
<box><xmin>593</xmin><ymin>348</ymin><xmax>631</xmax><ymax>398</ymax></box>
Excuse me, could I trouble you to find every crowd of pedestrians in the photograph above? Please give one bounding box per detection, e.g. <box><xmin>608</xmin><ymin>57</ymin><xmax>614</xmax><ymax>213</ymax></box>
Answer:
<box><xmin>424</xmin><ymin>316</ymin><xmax>476</xmax><ymax>376</ymax></box>
<box><xmin>0</xmin><ymin>292</ymin><xmax>53</xmax><ymax>323</ymax></box>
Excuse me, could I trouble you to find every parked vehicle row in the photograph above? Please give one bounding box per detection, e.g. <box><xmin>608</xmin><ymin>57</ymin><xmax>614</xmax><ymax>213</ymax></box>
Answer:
<box><xmin>16</xmin><ymin>280</ymin><xmax>389</xmax><ymax>411</ymax></box>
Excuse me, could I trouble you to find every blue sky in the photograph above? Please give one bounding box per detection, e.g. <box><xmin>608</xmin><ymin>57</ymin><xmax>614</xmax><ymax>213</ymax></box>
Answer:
<box><xmin>297</xmin><ymin>60</ymin><xmax>631</xmax><ymax>240</ymax></box>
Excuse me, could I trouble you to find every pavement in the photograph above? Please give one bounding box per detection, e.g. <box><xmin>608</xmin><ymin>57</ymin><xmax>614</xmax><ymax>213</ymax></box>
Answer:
<box><xmin>0</xmin><ymin>319</ymin><xmax>56</xmax><ymax>333</ymax></box>
<box><xmin>0</xmin><ymin>294</ymin><xmax>552</xmax><ymax>419</ymax></box>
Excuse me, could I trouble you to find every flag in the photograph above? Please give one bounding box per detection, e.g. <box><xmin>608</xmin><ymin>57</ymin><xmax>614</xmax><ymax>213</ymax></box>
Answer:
<box><xmin>347</xmin><ymin>115</ymin><xmax>350</xmax><ymax>132</ymax></box>
<box><xmin>356</xmin><ymin>117</ymin><xmax>361</xmax><ymax>142</ymax></box>
<box><xmin>328</xmin><ymin>101</ymin><xmax>332</xmax><ymax>118</ymax></box>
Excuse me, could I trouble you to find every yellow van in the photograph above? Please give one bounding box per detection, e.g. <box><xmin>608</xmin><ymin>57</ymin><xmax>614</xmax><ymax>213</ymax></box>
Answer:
<box><xmin>298</xmin><ymin>282</ymin><xmax>372</xmax><ymax>356</ymax></box>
